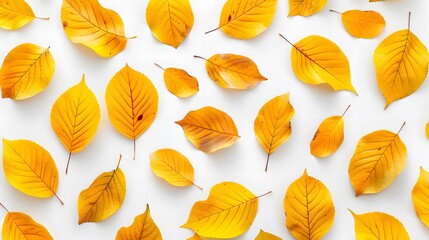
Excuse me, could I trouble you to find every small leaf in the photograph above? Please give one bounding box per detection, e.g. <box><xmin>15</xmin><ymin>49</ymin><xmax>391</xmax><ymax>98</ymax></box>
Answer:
<box><xmin>289</xmin><ymin>0</ymin><xmax>327</xmax><ymax>16</ymax></box>
<box><xmin>254</xmin><ymin>93</ymin><xmax>295</xmax><ymax>171</ymax></box>
<box><xmin>284</xmin><ymin>170</ymin><xmax>335</xmax><ymax>240</ymax></box>
<box><xmin>146</xmin><ymin>0</ymin><xmax>194</xmax><ymax>48</ymax></box>
<box><xmin>412</xmin><ymin>167</ymin><xmax>429</xmax><ymax>228</ymax></box>
<box><xmin>195</xmin><ymin>54</ymin><xmax>267</xmax><ymax>90</ymax></box>
<box><xmin>2</xmin><ymin>211</ymin><xmax>53</xmax><ymax>240</ymax></box>
<box><xmin>331</xmin><ymin>9</ymin><xmax>385</xmax><ymax>39</ymax></box>
<box><xmin>188</xmin><ymin>234</ymin><xmax>203</xmax><ymax>240</ymax></box>
<box><xmin>115</xmin><ymin>204</ymin><xmax>162</xmax><ymax>240</ymax></box>
<box><xmin>0</xmin><ymin>43</ymin><xmax>55</xmax><ymax>100</ymax></box>
<box><xmin>155</xmin><ymin>64</ymin><xmax>198</xmax><ymax>98</ymax></box>
<box><xmin>255</xmin><ymin>229</ymin><xmax>282</xmax><ymax>240</ymax></box>
<box><xmin>350</xmin><ymin>210</ymin><xmax>410</xmax><ymax>240</ymax></box>
<box><xmin>0</xmin><ymin>0</ymin><xmax>43</xmax><ymax>30</ymax></box>
<box><xmin>176</xmin><ymin>106</ymin><xmax>239</xmax><ymax>153</ymax></box>
<box><xmin>348</xmin><ymin>123</ymin><xmax>407</xmax><ymax>196</ymax></box>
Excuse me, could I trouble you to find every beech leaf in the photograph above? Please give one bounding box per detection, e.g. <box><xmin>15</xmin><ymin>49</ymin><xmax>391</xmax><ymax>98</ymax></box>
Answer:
<box><xmin>0</xmin><ymin>0</ymin><xmax>48</xmax><ymax>30</ymax></box>
<box><xmin>255</xmin><ymin>229</ymin><xmax>282</xmax><ymax>240</ymax></box>
<box><xmin>155</xmin><ymin>63</ymin><xmax>198</xmax><ymax>98</ymax></box>
<box><xmin>289</xmin><ymin>0</ymin><xmax>327</xmax><ymax>17</ymax></box>
<box><xmin>412</xmin><ymin>167</ymin><xmax>429</xmax><ymax>228</ymax></box>
<box><xmin>330</xmin><ymin>9</ymin><xmax>385</xmax><ymax>39</ymax></box>
<box><xmin>115</xmin><ymin>204</ymin><xmax>162</xmax><ymax>240</ymax></box>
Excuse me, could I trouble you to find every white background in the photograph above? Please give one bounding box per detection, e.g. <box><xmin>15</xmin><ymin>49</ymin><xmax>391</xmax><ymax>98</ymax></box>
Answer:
<box><xmin>1</xmin><ymin>0</ymin><xmax>429</xmax><ymax>239</ymax></box>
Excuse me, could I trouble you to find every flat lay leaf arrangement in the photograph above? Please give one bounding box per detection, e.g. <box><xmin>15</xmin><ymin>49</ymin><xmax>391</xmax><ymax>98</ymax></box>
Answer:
<box><xmin>1</xmin><ymin>0</ymin><xmax>429</xmax><ymax>239</ymax></box>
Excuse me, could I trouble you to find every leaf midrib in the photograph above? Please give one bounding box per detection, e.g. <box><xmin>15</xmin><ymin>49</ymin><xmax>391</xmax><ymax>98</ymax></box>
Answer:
<box><xmin>181</xmin><ymin>121</ymin><xmax>239</xmax><ymax>137</ymax></box>
<box><xmin>208</xmin><ymin>58</ymin><xmax>265</xmax><ymax>81</ymax></box>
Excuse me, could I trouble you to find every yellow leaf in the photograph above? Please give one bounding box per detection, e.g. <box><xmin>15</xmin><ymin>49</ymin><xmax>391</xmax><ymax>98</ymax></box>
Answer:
<box><xmin>284</xmin><ymin>169</ymin><xmax>335</xmax><ymax>240</ymax></box>
<box><xmin>155</xmin><ymin>64</ymin><xmax>198</xmax><ymax>98</ymax></box>
<box><xmin>280</xmin><ymin>34</ymin><xmax>356</xmax><ymax>94</ymax></box>
<box><xmin>288</xmin><ymin>0</ymin><xmax>327</xmax><ymax>16</ymax></box>
<box><xmin>115</xmin><ymin>204</ymin><xmax>162</xmax><ymax>240</ymax></box>
<box><xmin>350</xmin><ymin>210</ymin><xmax>410</xmax><ymax>240</ymax></box>
<box><xmin>176</xmin><ymin>106</ymin><xmax>239</xmax><ymax>153</ymax></box>
<box><xmin>146</xmin><ymin>0</ymin><xmax>194</xmax><ymax>48</ymax></box>
<box><xmin>374</xmin><ymin>15</ymin><xmax>429</xmax><ymax>109</ymax></box>
<box><xmin>61</xmin><ymin>0</ymin><xmax>132</xmax><ymax>57</ymax></box>
<box><xmin>2</xmin><ymin>139</ymin><xmax>62</xmax><ymax>203</ymax></box>
<box><xmin>105</xmin><ymin>64</ymin><xmax>158</xmax><ymax>160</ymax></box>
<box><xmin>254</xmin><ymin>93</ymin><xmax>294</xmax><ymax>171</ymax></box>
<box><xmin>255</xmin><ymin>229</ymin><xmax>282</xmax><ymax>240</ymax></box>
<box><xmin>195</xmin><ymin>54</ymin><xmax>267</xmax><ymax>90</ymax></box>
<box><xmin>50</xmin><ymin>76</ymin><xmax>100</xmax><ymax>174</ymax></box>
<box><xmin>188</xmin><ymin>233</ymin><xmax>203</xmax><ymax>240</ymax></box>
<box><xmin>0</xmin><ymin>43</ymin><xmax>55</xmax><ymax>100</ymax></box>
<box><xmin>348</xmin><ymin>123</ymin><xmax>407</xmax><ymax>196</ymax></box>
<box><xmin>0</xmin><ymin>0</ymin><xmax>47</xmax><ymax>30</ymax></box>
<box><xmin>426</xmin><ymin>122</ymin><xmax>429</xmax><ymax>140</ymax></box>
<box><xmin>412</xmin><ymin>167</ymin><xmax>429</xmax><ymax>228</ymax></box>
<box><xmin>207</xmin><ymin>0</ymin><xmax>277</xmax><ymax>39</ymax></box>
<box><xmin>182</xmin><ymin>182</ymin><xmax>270</xmax><ymax>238</ymax></box>
<box><xmin>78</xmin><ymin>156</ymin><xmax>126</xmax><ymax>224</ymax></box>
<box><xmin>310</xmin><ymin>105</ymin><xmax>350</xmax><ymax>158</ymax></box>
<box><xmin>150</xmin><ymin>148</ymin><xmax>201</xmax><ymax>189</ymax></box>
<box><xmin>330</xmin><ymin>9</ymin><xmax>385</xmax><ymax>39</ymax></box>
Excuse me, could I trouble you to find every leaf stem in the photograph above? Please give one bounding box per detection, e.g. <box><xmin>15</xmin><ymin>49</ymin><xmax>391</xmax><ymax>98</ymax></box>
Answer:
<box><xmin>205</xmin><ymin>27</ymin><xmax>220</xmax><ymax>35</ymax></box>
<box><xmin>329</xmin><ymin>9</ymin><xmax>342</xmax><ymax>14</ymax></box>
<box><xmin>35</xmin><ymin>16</ymin><xmax>50</xmax><ymax>20</ymax></box>
<box><xmin>192</xmin><ymin>182</ymin><xmax>204</xmax><ymax>190</ymax></box>
<box><xmin>193</xmin><ymin>55</ymin><xmax>207</xmax><ymax>61</ymax></box>
<box><xmin>397</xmin><ymin>121</ymin><xmax>406</xmax><ymax>135</ymax></box>
<box><xmin>116</xmin><ymin>154</ymin><xmax>123</xmax><ymax>170</ymax></box>
<box><xmin>279</xmin><ymin>33</ymin><xmax>294</xmax><ymax>46</ymax></box>
<box><xmin>256</xmin><ymin>190</ymin><xmax>272</xmax><ymax>199</ymax></box>
<box><xmin>65</xmin><ymin>152</ymin><xmax>72</xmax><ymax>174</ymax></box>
<box><xmin>0</xmin><ymin>202</ymin><xmax>9</xmax><ymax>212</ymax></box>
<box><xmin>341</xmin><ymin>105</ymin><xmax>351</xmax><ymax>117</ymax></box>
<box><xmin>127</xmin><ymin>36</ymin><xmax>137</xmax><ymax>39</ymax></box>
<box><xmin>154</xmin><ymin>63</ymin><xmax>165</xmax><ymax>70</ymax></box>
<box><xmin>408</xmin><ymin>12</ymin><xmax>411</xmax><ymax>29</ymax></box>
<box><xmin>54</xmin><ymin>193</ymin><xmax>64</xmax><ymax>205</ymax></box>
<box><xmin>265</xmin><ymin>153</ymin><xmax>271</xmax><ymax>172</ymax></box>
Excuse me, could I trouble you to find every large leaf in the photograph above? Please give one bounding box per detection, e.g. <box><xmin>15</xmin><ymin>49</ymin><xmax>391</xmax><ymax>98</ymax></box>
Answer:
<box><xmin>255</xmin><ymin>229</ymin><xmax>282</xmax><ymax>240</ymax></box>
<box><xmin>254</xmin><ymin>93</ymin><xmax>294</xmax><ymax>171</ymax></box>
<box><xmin>1</xmin><ymin>210</ymin><xmax>53</xmax><ymax>240</ymax></box>
<box><xmin>348</xmin><ymin>123</ymin><xmax>407</xmax><ymax>196</ymax></box>
<box><xmin>155</xmin><ymin>64</ymin><xmax>198</xmax><ymax>98</ymax></box>
<box><xmin>0</xmin><ymin>43</ymin><xmax>55</xmax><ymax>100</ymax></box>
<box><xmin>146</xmin><ymin>0</ymin><xmax>194</xmax><ymax>48</ymax></box>
<box><xmin>176</xmin><ymin>106</ymin><xmax>239</xmax><ymax>153</ymax></box>
<box><xmin>50</xmin><ymin>76</ymin><xmax>100</xmax><ymax>174</ymax></box>
<box><xmin>284</xmin><ymin>170</ymin><xmax>335</xmax><ymax>240</ymax></box>
<box><xmin>412</xmin><ymin>167</ymin><xmax>429</xmax><ymax>228</ymax></box>
<box><xmin>288</xmin><ymin>0</ymin><xmax>327</xmax><ymax>16</ymax></box>
<box><xmin>115</xmin><ymin>204</ymin><xmax>162</xmax><ymax>240</ymax></box>
<box><xmin>0</xmin><ymin>0</ymin><xmax>47</xmax><ymax>30</ymax></box>
<box><xmin>331</xmin><ymin>9</ymin><xmax>385</xmax><ymax>39</ymax></box>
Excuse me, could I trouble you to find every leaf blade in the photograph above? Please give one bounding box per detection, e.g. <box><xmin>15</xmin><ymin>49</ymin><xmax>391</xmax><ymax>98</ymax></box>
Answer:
<box><xmin>2</xmin><ymin>212</ymin><xmax>53</xmax><ymax>240</ymax></box>
<box><xmin>163</xmin><ymin>67</ymin><xmax>199</xmax><ymax>98</ymax></box>
<box><xmin>340</xmin><ymin>10</ymin><xmax>385</xmax><ymax>39</ymax></box>
<box><xmin>412</xmin><ymin>167</ymin><xmax>429</xmax><ymax>228</ymax></box>
<box><xmin>115</xmin><ymin>204</ymin><xmax>162</xmax><ymax>240</ymax></box>
<box><xmin>0</xmin><ymin>0</ymin><xmax>35</xmax><ymax>30</ymax></box>
<box><xmin>255</xmin><ymin>229</ymin><xmax>282</xmax><ymax>240</ymax></box>
<box><xmin>310</xmin><ymin>116</ymin><xmax>344</xmax><ymax>158</ymax></box>
<box><xmin>289</xmin><ymin>0</ymin><xmax>327</xmax><ymax>16</ymax></box>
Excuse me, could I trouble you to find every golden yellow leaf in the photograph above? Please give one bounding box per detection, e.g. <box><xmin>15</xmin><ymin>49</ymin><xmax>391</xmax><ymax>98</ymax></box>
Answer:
<box><xmin>195</xmin><ymin>54</ymin><xmax>267</xmax><ymax>90</ymax></box>
<box><xmin>284</xmin><ymin>169</ymin><xmax>335</xmax><ymax>240</ymax></box>
<box><xmin>150</xmin><ymin>148</ymin><xmax>201</xmax><ymax>189</ymax></box>
<box><xmin>115</xmin><ymin>204</ymin><xmax>162</xmax><ymax>240</ymax></box>
<box><xmin>374</xmin><ymin>14</ymin><xmax>429</xmax><ymax>109</ymax></box>
<box><xmin>2</xmin><ymin>139</ymin><xmax>62</xmax><ymax>204</ymax></box>
<box><xmin>289</xmin><ymin>0</ymin><xmax>327</xmax><ymax>16</ymax></box>
<box><xmin>255</xmin><ymin>229</ymin><xmax>282</xmax><ymax>240</ymax></box>
<box><xmin>78</xmin><ymin>155</ymin><xmax>126</xmax><ymax>224</ymax></box>
<box><xmin>280</xmin><ymin>34</ymin><xmax>356</xmax><ymax>94</ymax></box>
<box><xmin>188</xmin><ymin>234</ymin><xmax>203</xmax><ymax>240</ymax></box>
<box><xmin>176</xmin><ymin>106</ymin><xmax>239</xmax><ymax>153</ymax></box>
<box><xmin>206</xmin><ymin>0</ymin><xmax>277</xmax><ymax>39</ymax></box>
<box><xmin>106</xmin><ymin>64</ymin><xmax>158</xmax><ymax>160</ymax></box>
<box><xmin>0</xmin><ymin>43</ymin><xmax>55</xmax><ymax>100</ymax></box>
<box><xmin>0</xmin><ymin>0</ymin><xmax>48</xmax><ymax>30</ymax></box>
<box><xmin>61</xmin><ymin>0</ymin><xmax>132</xmax><ymax>57</ymax></box>
<box><xmin>412</xmin><ymin>167</ymin><xmax>429</xmax><ymax>228</ymax></box>
<box><xmin>426</xmin><ymin>122</ymin><xmax>429</xmax><ymax>140</ymax></box>
<box><xmin>310</xmin><ymin>105</ymin><xmax>350</xmax><ymax>158</ymax></box>
<box><xmin>182</xmin><ymin>182</ymin><xmax>270</xmax><ymax>238</ymax></box>
<box><xmin>348</xmin><ymin>123</ymin><xmax>407</xmax><ymax>196</ymax></box>
<box><xmin>330</xmin><ymin>9</ymin><xmax>385</xmax><ymax>39</ymax></box>
<box><xmin>155</xmin><ymin>64</ymin><xmax>198</xmax><ymax>98</ymax></box>
<box><xmin>254</xmin><ymin>93</ymin><xmax>294</xmax><ymax>171</ymax></box>
<box><xmin>50</xmin><ymin>76</ymin><xmax>100</xmax><ymax>174</ymax></box>
<box><xmin>350</xmin><ymin>210</ymin><xmax>410</xmax><ymax>240</ymax></box>
<box><xmin>146</xmin><ymin>0</ymin><xmax>194</xmax><ymax>48</ymax></box>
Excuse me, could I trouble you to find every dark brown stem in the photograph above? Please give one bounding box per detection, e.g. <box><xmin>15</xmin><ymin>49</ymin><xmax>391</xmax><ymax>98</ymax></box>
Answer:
<box><xmin>256</xmin><ymin>191</ymin><xmax>272</xmax><ymax>199</ymax></box>
<box><xmin>205</xmin><ymin>27</ymin><xmax>220</xmax><ymax>35</ymax></box>
<box><xmin>65</xmin><ymin>152</ymin><xmax>72</xmax><ymax>174</ymax></box>
<box><xmin>116</xmin><ymin>154</ymin><xmax>123</xmax><ymax>170</ymax></box>
<box><xmin>265</xmin><ymin>153</ymin><xmax>271</xmax><ymax>172</ymax></box>
<box><xmin>279</xmin><ymin>33</ymin><xmax>294</xmax><ymax>46</ymax></box>
<box><xmin>54</xmin><ymin>193</ymin><xmax>64</xmax><ymax>205</ymax></box>
<box><xmin>154</xmin><ymin>63</ymin><xmax>165</xmax><ymax>70</ymax></box>
<box><xmin>408</xmin><ymin>12</ymin><xmax>411</xmax><ymax>29</ymax></box>
<box><xmin>0</xmin><ymin>202</ymin><xmax>9</xmax><ymax>212</ymax></box>
<box><xmin>193</xmin><ymin>55</ymin><xmax>207</xmax><ymax>61</ymax></box>
<box><xmin>329</xmin><ymin>9</ymin><xmax>342</xmax><ymax>14</ymax></box>
<box><xmin>341</xmin><ymin>105</ymin><xmax>351</xmax><ymax>117</ymax></box>
<box><xmin>397</xmin><ymin>121</ymin><xmax>406</xmax><ymax>135</ymax></box>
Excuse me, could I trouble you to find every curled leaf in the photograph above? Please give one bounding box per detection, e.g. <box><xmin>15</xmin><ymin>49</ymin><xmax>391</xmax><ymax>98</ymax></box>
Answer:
<box><xmin>255</xmin><ymin>229</ymin><xmax>282</xmax><ymax>240</ymax></box>
<box><xmin>0</xmin><ymin>0</ymin><xmax>45</xmax><ymax>30</ymax></box>
<box><xmin>412</xmin><ymin>167</ymin><xmax>429</xmax><ymax>228</ymax></box>
<box><xmin>289</xmin><ymin>0</ymin><xmax>327</xmax><ymax>16</ymax></box>
<box><xmin>331</xmin><ymin>9</ymin><xmax>385</xmax><ymax>39</ymax></box>
<box><xmin>2</xmin><ymin>211</ymin><xmax>53</xmax><ymax>240</ymax></box>
<box><xmin>115</xmin><ymin>204</ymin><xmax>162</xmax><ymax>240</ymax></box>
<box><xmin>155</xmin><ymin>64</ymin><xmax>198</xmax><ymax>98</ymax></box>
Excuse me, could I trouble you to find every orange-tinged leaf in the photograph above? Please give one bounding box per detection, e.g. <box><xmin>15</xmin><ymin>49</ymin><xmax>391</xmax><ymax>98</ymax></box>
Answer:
<box><xmin>146</xmin><ymin>0</ymin><xmax>194</xmax><ymax>48</ymax></box>
<box><xmin>105</xmin><ymin>64</ymin><xmax>158</xmax><ymax>160</ymax></box>
<box><xmin>2</xmin><ymin>139</ymin><xmax>62</xmax><ymax>203</ymax></box>
<box><xmin>332</xmin><ymin>9</ymin><xmax>385</xmax><ymax>39</ymax></box>
<box><xmin>374</xmin><ymin>15</ymin><xmax>429</xmax><ymax>109</ymax></box>
<box><xmin>150</xmin><ymin>148</ymin><xmax>201</xmax><ymax>189</ymax></box>
<box><xmin>61</xmin><ymin>0</ymin><xmax>131</xmax><ymax>57</ymax></box>
<box><xmin>255</xmin><ymin>229</ymin><xmax>282</xmax><ymax>240</ymax></box>
<box><xmin>50</xmin><ymin>76</ymin><xmax>100</xmax><ymax>174</ymax></box>
<box><xmin>0</xmin><ymin>43</ymin><xmax>55</xmax><ymax>100</ymax></box>
<box><xmin>115</xmin><ymin>204</ymin><xmax>162</xmax><ymax>240</ymax></box>
<box><xmin>284</xmin><ymin>170</ymin><xmax>335</xmax><ymax>240</ymax></box>
<box><xmin>254</xmin><ymin>93</ymin><xmax>294</xmax><ymax>171</ymax></box>
<box><xmin>348</xmin><ymin>123</ymin><xmax>407</xmax><ymax>196</ymax></box>
<box><xmin>2</xmin><ymin>211</ymin><xmax>53</xmax><ymax>240</ymax></box>
<box><xmin>196</xmin><ymin>54</ymin><xmax>267</xmax><ymax>90</ymax></box>
<box><xmin>350</xmin><ymin>210</ymin><xmax>410</xmax><ymax>240</ymax></box>
<box><xmin>412</xmin><ymin>167</ymin><xmax>429</xmax><ymax>228</ymax></box>
<box><xmin>188</xmin><ymin>233</ymin><xmax>203</xmax><ymax>240</ymax></box>
<box><xmin>0</xmin><ymin>0</ymin><xmax>40</xmax><ymax>30</ymax></box>
<box><xmin>78</xmin><ymin>156</ymin><xmax>126</xmax><ymax>224</ymax></box>
<box><xmin>156</xmin><ymin>64</ymin><xmax>198</xmax><ymax>98</ymax></box>
<box><xmin>288</xmin><ymin>0</ymin><xmax>327</xmax><ymax>16</ymax></box>
<box><xmin>176</xmin><ymin>106</ymin><xmax>239</xmax><ymax>153</ymax></box>
<box><xmin>426</xmin><ymin>122</ymin><xmax>429</xmax><ymax>140</ymax></box>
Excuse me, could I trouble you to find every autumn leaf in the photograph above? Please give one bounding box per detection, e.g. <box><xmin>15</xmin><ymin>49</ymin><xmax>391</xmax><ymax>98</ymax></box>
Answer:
<box><xmin>150</xmin><ymin>148</ymin><xmax>202</xmax><ymax>189</ymax></box>
<box><xmin>0</xmin><ymin>0</ymin><xmax>48</xmax><ymax>30</ymax></box>
<box><xmin>310</xmin><ymin>105</ymin><xmax>350</xmax><ymax>158</ymax></box>
<box><xmin>350</xmin><ymin>210</ymin><xmax>410</xmax><ymax>240</ymax></box>
<box><xmin>206</xmin><ymin>0</ymin><xmax>277</xmax><ymax>39</ymax></box>
<box><xmin>176</xmin><ymin>106</ymin><xmax>239</xmax><ymax>153</ymax></box>
<box><xmin>348</xmin><ymin>122</ymin><xmax>407</xmax><ymax>196</ymax></box>
<box><xmin>61</xmin><ymin>0</ymin><xmax>134</xmax><ymax>57</ymax></box>
<box><xmin>146</xmin><ymin>0</ymin><xmax>194</xmax><ymax>48</ymax></box>
<box><xmin>374</xmin><ymin>13</ymin><xmax>429</xmax><ymax>109</ymax></box>
<box><xmin>426</xmin><ymin>122</ymin><xmax>429</xmax><ymax>140</ymax></box>
<box><xmin>412</xmin><ymin>167</ymin><xmax>429</xmax><ymax>228</ymax></box>
<box><xmin>106</xmin><ymin>64</ymin><xmax>158</xmax><ymax>160</ymax></box>
<box><xmin>280</xmin><ymin>34</ymin><xmax>356</xmax><ymax>94</ymax></box>
<box><xmin>155</xmin><ymin>63</ymin><xmax>198</xmax><ymax>98</ymax></box>
<box><xmin>188</xmin><ymin>233</ymin><xmax>203</xmax><ymax>240</ymax></box>
<box><xmin>289</xmin><ymin>0</ymin><xmax>327</xmax><ymax>16</ymax></box>
<box><xmin>0</xmin><ymin>43</ymin><xmax>55</xmax><ymax>100</ymax></box>
<box><xmin>195</xmin><ymin>54</ymin><xmax>267</xmax><ymax>90</ymax></box>
<box><xmin>182</xmin><ymin>182</ymin><xmax>271</xmax><ymax>238</ymax></box>
<box><xmin>254</xmin><ymin>93</ymin><xmax>294</xmax><ymax>171</ymax></box>
<box><xmin>330</xmin><ymin>9</ymin><xmax>385</xmax><ymax>39</ymax></box>
<box><xmin>284</xmin><ymin>169</ymin><xmax>335</xmax><ymax>240</ymax></box>
<box><xmin>78</xmin><ymin>155</ymin><xmax>126</xmax><ymax>224</ymax></box>
<box><xmin>115</xmin><ymin>204</ymin><xmax>162</xmax><ymax>240</ymax></box>
<box><xmin>255</xmin><ymin>229</ymin><xmax>282</xmax><ymax>240</ymax></box>
<box><xmin>50</xmin><ymin>76</ymin><xmax>100</xmax><ymax>174</ymax></box>
<box><xmin>2</xmin><ymin>139</ymin><xmax>63</xmax><ymax>204</ymax></box>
